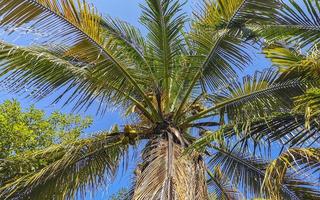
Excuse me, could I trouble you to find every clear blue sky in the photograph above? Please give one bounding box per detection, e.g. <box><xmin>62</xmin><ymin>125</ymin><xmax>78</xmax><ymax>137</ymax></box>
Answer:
<box><xmin>0</xmin><ymin>0</ymin><xmax>271</xmax><ymax>199</ymax></box>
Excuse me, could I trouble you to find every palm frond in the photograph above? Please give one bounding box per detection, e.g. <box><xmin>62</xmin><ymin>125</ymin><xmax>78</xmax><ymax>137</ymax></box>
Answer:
<box><xmin>208</xmin><ymin>69</ymin><xmax>305</xmax><ymax>123</ymax></box>
<box><xmin>294</xmin><ymin>88</ymin><xmax>320</xmax><ymax>130</ymax></box>
<box><xmin>191</xmin><ymin>0</ymin><xmax>279</xmax><ymax>88</ymax></box>
<box><xmin>192</xmin><ymin>0</ymin><xmax>278</xmax><ymax>31</ymax></box>
<box><xmin>207</xmin><ymin>166</ymin><xmax>243</xmax><ymax>200</ymax></box>
<box><xmin>181</xmin><ymin>68</ymin><xmax>307</xmax><ymax>125</ymax></box>
<box><xmin>208</xmin><ymin>144</ymin><xmax>269</xmax><ymax>199</ymax></box>
<box><xmin>0</xmin><ymin>41</ymin><xmax>154</xmax><ymax>119</ymax></box>
<box><xmin>208</xmin><ymin>144</ymin><xmax>310</xmax><ymax>199</ymax></box>
<box><xmin>224</xmin><ymin>113</ymin><xmax>320</xmax><ymax>153</ymax></box>
<box><xmin>0</xmin><ymin>0</ymin><xmax>160</xmax><ymax>120</ymax></box>
<box><xmin>263</xmin><ymin>148</ymin><xmax>320</xmax><ymax>200</ymax></box>
<box><xmin>140</xmin><ymin>0</ymin><xmax>186</xmax><ymax>110</ymax></box>
<box><xmin>191</xmin><ymin>29</ymin><xmax>251</xmax><ymax>90</ymax></box>
<box><xmin>175</xmin><ymin>0</ymin><xmax>279</xmax><ymax>121</ymax></box>
<box><xmin>252</xmin><ymin>0</ymin><xmax>320</xmax><ymax>48</ymax></box>
<box><xmin>100</xmin><ymin>17</ymin><xmax>147</xmax><ymax>66</ymax></box>
<box><xmin>0</xmin><ymin>132</ymin><xmax>130</xmax><ymax>200</ymax></box>
<box><xmin>263</xmin><ymin>44</ymin><xmax>320</xmax><ymax>81</ymax></box>
<box><xmin>284</xmin><ymin>178</ymin><xmax>320</xmax><ymax>200</ymax></box>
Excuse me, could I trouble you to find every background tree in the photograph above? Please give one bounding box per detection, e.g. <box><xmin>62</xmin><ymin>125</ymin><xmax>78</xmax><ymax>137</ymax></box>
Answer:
<box><xmin>0</xmin><ymin>99</ymin><xmax>92</xmax><ymax>190</ymax></box>
<box><xmin>0</xmin><ymin>100</ymin><xmax>92</xmax><ymax>158</ymax></box>
<box><xmin>110</xmin><ymin>188</ymin><xmax>129</xmax><ymax>200</ymax></box>
<box><xmin>0</xmin><ymin>0</ymin><xmax>320</xmax><ymax>199</ymax></box>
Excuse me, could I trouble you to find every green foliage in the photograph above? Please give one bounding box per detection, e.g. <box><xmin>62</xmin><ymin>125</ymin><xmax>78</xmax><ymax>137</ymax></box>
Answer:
<box><xmin>0</xmin><ymin>132</ymin><xmax>128</xmax><ymax>199</ymax></box>
<box><xmin>0</xmin><ymin>100</ymin><xmax>92</xmax><ymax>158</ymax></box>
<box><xmin>253</xmin><ymin>0</ymin><xmax>320</xmax><ymax>49</ymax></box>
<box><xmin>263</xmin><ymin>148</ymin><xmax>320</xmax><ymax>199</ymax></box>
<box><xmin>1</xmin><ymin>0</ymin><xmax>320</xmax><ymax>199</ymax></box>
<box><xmin>110</xmin><ymin>188</ymin><xmax>129</xmax><ymax>200</ymax></box>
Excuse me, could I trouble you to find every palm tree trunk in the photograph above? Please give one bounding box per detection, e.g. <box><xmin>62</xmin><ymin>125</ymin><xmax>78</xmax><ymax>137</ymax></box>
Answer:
<box><xmin>132</xmin><ymin>132</ymin><xmax>209</xmax><ymax>200</ymax></box>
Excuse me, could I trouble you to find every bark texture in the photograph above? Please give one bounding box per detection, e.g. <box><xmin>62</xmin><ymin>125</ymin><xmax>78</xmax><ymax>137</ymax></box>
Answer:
<box><xmin>132</xmin><ymin>138</ymin><xmax>209</xmax><ymax>200</ymax></box>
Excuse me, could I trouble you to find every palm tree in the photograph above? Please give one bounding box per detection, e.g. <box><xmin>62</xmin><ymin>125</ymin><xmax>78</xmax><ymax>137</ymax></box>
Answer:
<box><xmin>0</xmin><ymin>0</ymin><xmax>320</xmax><ymax>199</ymax></box>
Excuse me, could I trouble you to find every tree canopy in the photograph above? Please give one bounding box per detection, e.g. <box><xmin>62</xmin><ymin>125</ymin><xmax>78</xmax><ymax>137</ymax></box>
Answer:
<box><xmin>0</xmin><ymin>0</ymin><xmax>320</xmax><ymax>199</ymax></box>
<box><xmin>0</xmin><ymin>100</ymin><xmax>92</xmax><ymax>158</ymax></box>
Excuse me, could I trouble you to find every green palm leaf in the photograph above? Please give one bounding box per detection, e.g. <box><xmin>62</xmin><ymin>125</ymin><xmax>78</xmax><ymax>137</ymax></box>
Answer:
<box><xmin>263</xmin><ymin>43</ymin><xmax>320</xmax><ymax>81</ymax></box>
<box><xmin>0</xmin><ymin>132</ymin><xmax>129</xmax><ymax>199</ymax></box>
<box><xmin>192</xmin><ymin>0</ymin><xmax>279</xmax><ymax>86</ymax></box>
<box><xmin>226</xmin><ymin>113</ymin><xmax>320</xmax><ymax>150</ymax></box>
<box><xmin>294</xmin><ymin>88</ymin><xmax>320</xmax><ymax>129</ymax></box>
<box><xmin>140</xmin><ymin>0</ymin><xmax>186</xmax><ymax>110</ymax></box>
<box><xmin>208</xmin><ymin>145</ymin><xmax>268</xmax><ymax>198</ymax></box>
<box><xmin>100</xmin><ymin>17</ymin><xmax>147</xmax><ymax>66</ymax></box>
<box><xmin>253</xmin><ymin>0</ymin><xmax>320</xmax><ymax>48</ymax></box>
<box><xmin>263</xmin><ymin>148</ymin><xmax>320</xmax><ymax>200</ymax></box>
<box><xmin>207</xmin><ymin>166</ymin><xmax>242</xmax><ymax>200</ymax></box>
<box><xmin>0</xmin><ymin>41</ymin><xmax>153</xmax><ymax>119</ymax></box>
<box><xmin>208</xmin><ymin>69</ymin><xmax>305</xmax><ymax>122</ymax></box>
<box><xmin>181</xmin><ymin>69</ymin><xmax>308</xmax><ymax>125</ymax></box>
<box><xmin>175</xmin><ymin>0</ymin><xmax>279</xmax><ymax>121</ymax></box>
<box><xmin>208</xmin><ymin>144</ymin><xmax>314</xmax><ymax>199</ymax></box>
<box><xmin>0</xmin><ymin>0</ymin><xmax>160</xmax><ymax>120</ymax></box>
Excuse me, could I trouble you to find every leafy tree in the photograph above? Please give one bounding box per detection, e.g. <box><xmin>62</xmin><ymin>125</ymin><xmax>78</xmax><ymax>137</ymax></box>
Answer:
<box><xmin>110</xmin><ymin>188</ymin><xmax>129</xmax><ymax>200</ymax></box>
<box><xmin>0</xmin><ymin>100</ymin><xmax>92</xmax><ymax>158</ymax></box>
<box><xmin>0</xmin><ymin>0</ymin><xmax>320</xmax><ymax>199</ymax></box>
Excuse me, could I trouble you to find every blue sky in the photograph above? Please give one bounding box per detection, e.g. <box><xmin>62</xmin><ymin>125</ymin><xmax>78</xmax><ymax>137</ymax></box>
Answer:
<box><xmin>0</xmin><ymin>0</ymin><xmax>271</xmax><ymax>199</ymax></box>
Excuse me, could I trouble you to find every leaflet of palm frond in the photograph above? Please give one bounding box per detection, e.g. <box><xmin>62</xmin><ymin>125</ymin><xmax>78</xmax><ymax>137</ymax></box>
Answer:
<box><xmin>263</xmin><ymin>44</ymin><xmax>320</xmax><ymax>82</ymax></box>
<box><xmin>294</xmin><ymin>88</ymin><xmax>320</xmax><ymax>129</ymax></box>
<box><xmin>0</xmin><ymin>132</ymin><xmax>129</xmax><ymax>200</ymax></box>
<box><xmin>263</xmin><ymin>148</ymin><xmax>320</xmax><ymax>200</ymax></box>
<box><xmin>188</xmin><ymin>0</ymin><xmax>279</xmax><ymax>91</ymax></box>
<box><xmin>263</xmin><ymin>44</ymin><xmax>303</xmax><ymax>68</ymax></box>
<box><xmin>208</xmin><ymin>145</ymin><xmax>268</xmax><ymax>198</ymax></box>
<box><xmin>193</xmin><ymin>69</ymin><xmax>307</xmax><ymax>124</ymax></box>
<box><xmin>225</xmin><ymin>114</ymin><xmax>320</xmax><ymax>151</ymax></box>
<box><xmin>209</xmin><ymin>144</ymin><xmax>311</xmax><ymax>199</ymax></box>
<box><xmin>132</xmin><ymin>139</ymin><xmax>208</xmax><ymax>200</ymax></box>
<box><xmin>100</xmin><ymin>17</ymin><xmax>147</xmax><ymax>65</ymax></box>
<box><xmin>253</xmin><ymin>0</ymin><xmax>320</xmax><ymax>49</ymax></box>
<box><xmin>207</xmin><ymin>166</ymin><xmax>242</xmax><ymax>200</ymax></box>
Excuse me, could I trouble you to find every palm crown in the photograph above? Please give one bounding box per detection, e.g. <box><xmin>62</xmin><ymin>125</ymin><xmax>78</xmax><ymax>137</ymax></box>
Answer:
<box><xmin>1</xmin><ymin>0</ymin><xmax>320</xmax><ymax>199</ymax></box>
